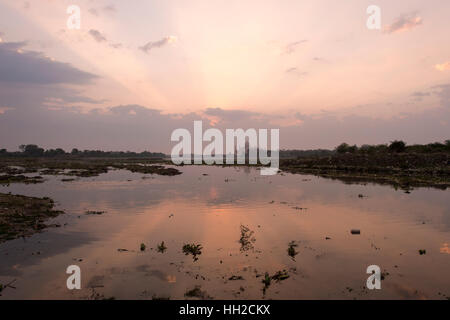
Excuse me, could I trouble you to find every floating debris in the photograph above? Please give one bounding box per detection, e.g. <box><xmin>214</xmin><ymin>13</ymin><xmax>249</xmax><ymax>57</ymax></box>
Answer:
<box><xmin>287</xmin><ymin>241</ymin><xmax>299</xmax><ymax>260</ymax></box>
<box><xmin>152</xmin><ymin>294</ymin><xmax>170</xmax><ymax>300</ymax></box>
<box><xmin>239</xmin><ymin>225</ymin><xmax>256</xmax><ymax>252</ymax></box>
<box><xmin>261</xmin><ymin>270</ymin><xmax>290</xmax><ymax>294</ymax></box>
<box><xmin>350</xmin><ymin>229</ymin><xmax>361</xmax><ymax>235</ymax></box>
<box><xmin>325</xmin><ymin>237</ymin><xmax>331</xmax><ymax>240</ymax></box>
<box><xmin>184</xmin><ymin>286</ymin><xmax>211</xmax><ymax>299</ymax></box>
<box><xmin>140</xmin><ymin>243</ymin><xmax>146</xmax><ymax>251</ymax></box>
<box><xmin>0</xmin><ymin>279</ymin><xmax>17</xmax><ymax>295</ymax></box>
<box><xmin>182</xmin><ymin>243</ymin><xmax>202</xmax><ymax>261</ymax></box>
<box><xmin>262</xmin><ymin>273</ymin><xmax>271</xmax><ymax>294</ymax></box>
<box><xmin>85</xmin><ymin>211</ymin><xmax>105</xmax><ymax>215</ymax></box>
<box><xmin>117</xmin><ymin>248</ymin><xmax>129</xmax><ymax>252</ymax></box>
<box><xmin>272</xmin><ymin>270</ymin><xmax>290</xmax><ymax>282</ymax></box>
<box><xmin>228</xmin><ymin>275</ymin><xmax>244</xmax><ymax>281</ymax></box>
<box><xmin>419</xmin><ymin>249</ymin><xmax>427</xmax><ymax>255</ymax></box>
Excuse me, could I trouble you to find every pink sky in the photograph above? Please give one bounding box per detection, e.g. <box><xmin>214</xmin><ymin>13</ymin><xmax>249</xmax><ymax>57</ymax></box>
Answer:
<box><xmin>0</xmin><ymin>0</ymin><xmax>449</xmax><ymax>152</ymax></box>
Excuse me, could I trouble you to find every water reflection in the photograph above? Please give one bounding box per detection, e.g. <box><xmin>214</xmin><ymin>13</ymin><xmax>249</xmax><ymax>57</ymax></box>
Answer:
<box><xmin>0</xmin><ymin>166</ymin><xmax>449</xmax><ymax>299</ymax></box>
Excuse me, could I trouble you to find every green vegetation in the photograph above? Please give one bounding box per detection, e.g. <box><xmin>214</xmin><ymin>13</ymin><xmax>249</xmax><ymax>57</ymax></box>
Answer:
<box><xmin>0</xmin><ymin>144</ymin><xmax>165</xmax><ymax>159</ymax></box>
<box><xmin>140</xmin><ymin>243</ymin><xmax>146</xmax><ymax>251</ymax></box>
<box><xmin>157</xmin><ymin>241</ymin><xmax>167</xmax><ymax>253</ymax></box>
<box><xmin>281</xmin><ymin>140</ymin><xmax>450</xmax><ymax>190</ymax></box>
<box><xmin>182</xmin><ymin>243</ymin><xmax>202</xmax><ymax>261</ymax></box>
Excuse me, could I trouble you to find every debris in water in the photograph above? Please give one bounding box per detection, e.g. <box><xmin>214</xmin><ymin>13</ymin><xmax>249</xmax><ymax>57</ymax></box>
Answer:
<box><xmin>287</xmin><ymin>241</ymin><xmax>299</xmax><ymax>260</ymax></box>
<box><xmin>419</xmin><ymin>249</ymin><xmax>426</xmax><ymax>255</ymax></box>
<box><xmin>85</xmin><ymin>211</ymin><xmax>105</xmax><ymax>215</ymax></box>
<box><xmin>239</xmin><ymin>225</ymin><xmax>256</xmax><ymax>252</ymax></box>
<box><xmin>228</xmin><ymin>275</ymin><xmax>244</xmax><ymax>281</ymax></box>
<box><xmin>272</xmin><ymin>270</ymin><xmax>290</xmax><ymax>282</ymax></box>
<box><xmin>140</xmin><ymin>243</ymin><xmax>146</xmax><ymax>251</ymax></box>
<box><xmin>184</xmin><ymin>286</ymin><xmax>211</xmax><ymax>299</ymax></box>
<box><xmin>351</xmin><ymin>229</ymin><xmax>361</xmax><ymax>235</ymax></box>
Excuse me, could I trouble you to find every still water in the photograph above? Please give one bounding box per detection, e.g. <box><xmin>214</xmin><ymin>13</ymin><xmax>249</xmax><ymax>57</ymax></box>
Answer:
<box><xmin>0</xmin><ymin>166</ymin><xmax>449</xmax><ymax>299</ymax></box>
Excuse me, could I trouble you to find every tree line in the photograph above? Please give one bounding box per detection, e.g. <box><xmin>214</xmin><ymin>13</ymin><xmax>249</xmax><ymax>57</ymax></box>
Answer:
<box><xmin>0</xmin><ymin>144</ymin><xmax>165</xmax><ymax>158</ymax></box>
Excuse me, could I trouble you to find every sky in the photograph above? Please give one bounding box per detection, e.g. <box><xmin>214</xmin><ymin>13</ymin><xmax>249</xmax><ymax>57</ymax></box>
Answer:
<box><xmin>0</xmin><ymin>0</ymin><xmax>449</xmax><ymax>152</ymax></box>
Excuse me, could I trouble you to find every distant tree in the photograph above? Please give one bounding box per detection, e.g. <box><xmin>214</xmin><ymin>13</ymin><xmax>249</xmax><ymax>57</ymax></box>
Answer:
<box><xmin>55</xmin><ymin>148</ymin><xmax>66</xmax><ymax>155</ymax></box>
<box><xmin>388</xmin><ymin>140</ymin><xmax>406</xmax><ymax>153</ymax></box>
<box><xmin>347</xmin><ymin>145</ymin><xmax>358</xmax><ymax>153</ymax></box>
<box><xmin>336</xmin><ymin>143</ymin><xmax>350</xmax><ymax>154</ymax></box>
<box><xmin>71</xmin><ymin>148</ymin><xmax>79</xmax><ymax>155</ymax></box>
<box><xmin>21</xmin><ymin>144</ymin><xmax>44</xmax><ymax>156</ymax></box>
<box><xmin>336</xmin><ymin>143</ymin><xmax>358</xmax><ymax>154</ymax></box>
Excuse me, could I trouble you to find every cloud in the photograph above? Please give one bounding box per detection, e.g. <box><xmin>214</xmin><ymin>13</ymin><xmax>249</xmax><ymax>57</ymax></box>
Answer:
<box><xmin>411</xmin><ymin>91</ymin><xmax>430</xmax><ymax>101</ymax></box>
<box><xmin>103</xmin><ymin>5</ymin><xmax>116</xmax><ymax>13</ymax></box>
<box><xmin>435</xmin><ymin>62</ymin><xmax>450</xmax><ymax>72</ymax></box>
<box><xmin>285</xmin><ymin>67</ymin><xmax>308</xmax><ymax>77</ymax></box>
<box><xmin>89</xmin><ymin>4</ymin><xmax>116</xmax><ymax>17</ymax></box>
<box><xmin>383</xmin><ymin>12</ymin><xmax>423</xmax><ymax>34</ymax></box>
<box><xmin>0</xmin><ymin>41</ymin><xmax>97</xmax><ymax>84</ymax></box>
<box><xmin>432</xmin><ymin>84</ymin><xmax>450</xmax><ymax>108</ymax></box>
<box><xmin>88</xmin><ymin>8</ymin><xmax>99</xmax><ymax>16</ymax></box>
<box><xmin>139</xmin><ymin>36</ymin><xmax>177</xmax><ymax>53</ymax></box>
<box><xmin>284</xmin><ymin>40</ymin><xmax>307</xmax><ymax>54</ymax></box>
<box><xmin>1</xmin><ymin>103</ymin><xmax>449</xmax><ymax>152</ymax></box>
<box><xmin>89</xmin><ymin>29</ymin><xmax>107</xmax><ymax>43</ymax></box>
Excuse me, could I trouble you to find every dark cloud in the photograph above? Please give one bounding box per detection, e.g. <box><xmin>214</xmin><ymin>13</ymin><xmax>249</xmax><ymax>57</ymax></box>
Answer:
<box><xmin>103</xmin><ymin>4</ymin><xmax>116</xmax><ymax>13</ymax></box>
<box><xmin>88</xmin><ymin>29</ymin><xmax>122</xmax><ymax>49</ymax></box>
<box><xmin>411</xmin><ymin>91</ymin><xmax>430</xmax><ymax>101</ymax></box>
<box><xmin>89</xmin><ymin>4</ymin><xmax>116</xmax><ymax>17</ymax></box>
<box><xmin>285</xmin><ymin>67</ymin><xmax>308</xmax><ymax>77</ymax></box>
<box><xmin>1</xmin><ymin>103</ymin><xmax>449</xmax><ymax>152</ymax></box>
<box><xmin>432</xmin><ymin>84</ymin><xmax>450</xmax><ymax>108</ymax></box>
<box><xmin>0</xmin><ymin>41</ymin><xmax>97</xmax><ymax>84</ymax></box>
<box><xmin>139</xmin><ymin>36</ymin><xmax>177</xmax><ymax>54</ymax></box>
<box><xmin>383</xmin><ymin>12</ymin><xmax>423</xmax><ymax>34</ymax></box>
<box><xmin>204</xmin><ymin>107</ymin><xmax>260</xmax><ymax>122</ymax></box>
<box><xmin>89</xmin><ymin>29</ymin><xmax>107</xmax><ymax>43</ymax></box>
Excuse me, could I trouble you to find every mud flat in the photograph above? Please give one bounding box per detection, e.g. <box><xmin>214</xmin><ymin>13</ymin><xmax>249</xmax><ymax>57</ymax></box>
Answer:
<box><xmin>280</xmin><ymin>153</ymin><xmax>450</xmax><ymax>190</ymax></box>
<box><xmin>0</xmin><ymin>193</ymin><xmax>64</xmax><ymax>243</ymax></box>
<box><xmin>0</xmin><ymin>157</ymin><xmax>181</xmax><ymax>180</ymax></box>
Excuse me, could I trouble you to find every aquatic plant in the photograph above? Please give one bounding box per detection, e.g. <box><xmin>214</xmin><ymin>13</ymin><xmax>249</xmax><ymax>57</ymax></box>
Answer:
<box><xmin>157</xmin><ymin>241</ymin><xmax>167</xmax><ymax>253</ymax></box>
<box><xmin>182</xmin><ymin>243</ymin><xmax>202</xmax><ymax>261</ymax></box>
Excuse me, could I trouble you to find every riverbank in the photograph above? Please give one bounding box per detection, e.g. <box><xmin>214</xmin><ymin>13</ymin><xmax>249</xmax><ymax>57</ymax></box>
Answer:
<box><xmin>280</xmin><ymin>152</ymin><xmax>450</xmax><ymax>190</ymax></box>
